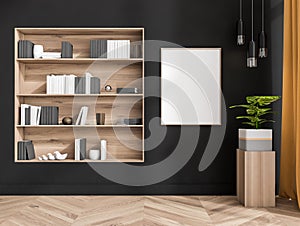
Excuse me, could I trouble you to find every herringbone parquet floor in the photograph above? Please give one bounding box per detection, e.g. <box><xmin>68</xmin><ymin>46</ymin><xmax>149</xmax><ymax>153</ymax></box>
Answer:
<box><xmin>0</xmin><ymin>196</ymin><xmax>299</xmax><ymax>226</ymax></box>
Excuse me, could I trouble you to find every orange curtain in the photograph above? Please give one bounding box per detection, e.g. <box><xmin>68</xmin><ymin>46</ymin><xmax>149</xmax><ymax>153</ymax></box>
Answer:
<box><xmin>280</xmin><ymin>0</ymin><xmax>300</xmax><ymax>206</ymax></box>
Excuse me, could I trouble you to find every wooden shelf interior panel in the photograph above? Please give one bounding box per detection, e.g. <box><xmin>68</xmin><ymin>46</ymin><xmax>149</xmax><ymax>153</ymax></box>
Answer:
<box><xmin>18</xmin><ymin>127</ymin><xmax>143</xmax><ymax>161</ymax></box>
<box><xmin>16</xmin><ymin>28</ymin><xmax>144</xmax><ymax>58</ymax></box>
<box><xmin>18</xmin><ymin>62</ymin><xmax>142</xmax><ymax>95</ymax></box>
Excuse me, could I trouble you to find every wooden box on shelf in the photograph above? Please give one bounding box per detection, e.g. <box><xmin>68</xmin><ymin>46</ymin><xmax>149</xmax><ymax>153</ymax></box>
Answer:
<box><xmin>236</xmin><ymin>149</ymin><xmax>275</xmax><ymax>207</ymax></box>
<box><xmin>14</xmin><ymin>28</ymin><xmax>144</xmax><ymax>163</ymax></box>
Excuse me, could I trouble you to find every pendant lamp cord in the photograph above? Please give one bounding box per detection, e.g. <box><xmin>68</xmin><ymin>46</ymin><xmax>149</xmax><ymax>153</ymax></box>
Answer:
<box><xmin>262</xmin><ymin>0</ymin><xmax>265</xmax><ymax>31</ymax></box>
<box><xmin>251</xmin><ymin>0</ymin><xmax>254</xmax><ymax>40</ymax></box>
<box><xmin>240</xmin><ymin>0</ymin><xmax>242</xmax><ymax>19</ymax></box>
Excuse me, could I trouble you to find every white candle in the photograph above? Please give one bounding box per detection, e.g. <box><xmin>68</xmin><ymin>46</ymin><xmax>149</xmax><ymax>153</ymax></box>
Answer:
<box><xmin>100</xmin><ymin>139</ymin><xmax>107</xmax><ymax>160</ymax></box>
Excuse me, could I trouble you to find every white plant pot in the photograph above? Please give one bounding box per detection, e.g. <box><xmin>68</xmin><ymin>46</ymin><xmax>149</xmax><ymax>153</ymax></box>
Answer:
<box><xmin>238</xmin><ymin>129</ymin><xmax>272</xmax><ymax>151</ymax></box>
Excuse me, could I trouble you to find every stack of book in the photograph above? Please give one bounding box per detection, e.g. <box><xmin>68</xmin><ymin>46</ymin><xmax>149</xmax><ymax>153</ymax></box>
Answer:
<box><xmin>20</xmin><ymin>104</ymin><xmax>59</xmax><ymax>125</ymax></box>
<box><xmin>18</xmin><ymin>40</ymin><xmax>34</xmax><ymax>58</ymax></box>
<box><xmin>61</xmin><ymin>41</ymin><xmax>73</xmax><ymax>58</ymax></box>
<box><xmin>75</xmin><ymin>106</ymin><xmax>89</xmax><ymax>125</ymax></box>
<box><xmin>47</xmin><ymin>74</ymin><xmax>77</xmax><ymax>94</ymax></box>
<box><xmin>130</xmin><ymin>43</ymin><xmax>142</xmax><ymax>58</ymax></box>
<box><xmin>17</xmin><ymin>140</ymin><xmax>35</xmax><ymax>160</ymax></box>
<box><xmin>107</xmin><ymin>40</ymin><xmax>130</xmax><ymax>59</ymax></box>
<box><xmin>75</xmin><ymin>73</ymin><xmax>101</xmax><ymax>94</ymax></box>
<box><xmin>90</xmin><ymin>40</ymin><xmax>107</xmax><ymax>58</ymax></box>
<box><xmin>46</xmin><ymin>73</ymin><xmax>100</xmax><ymax>94</ymax></box>
<box><xmin>75</xmin><ymin>138</ymin><xmax>86</xmax><ymax>160</ymax></box>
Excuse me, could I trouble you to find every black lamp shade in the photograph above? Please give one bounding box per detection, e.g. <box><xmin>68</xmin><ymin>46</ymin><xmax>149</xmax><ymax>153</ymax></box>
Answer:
<box><xmin>258</xmin><ymin>31</ymin><xmax>267</xmax><ymax>58</ymax></box>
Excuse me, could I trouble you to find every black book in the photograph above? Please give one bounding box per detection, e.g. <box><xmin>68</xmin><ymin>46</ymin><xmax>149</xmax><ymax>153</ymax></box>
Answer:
<box><xmin>75</xmin><ymin>77</ymin><xmax>84</xmax><ymax>94</ymax></box>
<box><xmin>52</xmin><ymin>106</ymin><xmax>59</xmax><ymax>125</ymax></box>
<box><xmin>90</xmin><ymin>40</ymin><xmax>95</xmax><ymax>58</ymax></box>
<box><xmin>25</xmin><ymin>140</ymin><xmax>35</xmax><ymax>160</ymax></box>
<box><xmin>61</xmin><ymin>41</ymin><xmax>73</xmax><ymax>58</ymax></box>
<box><xmin>17</xmin><ymin>141</ymin><xmax>22</xmax><ymax>160</ymax></box>
<box><xmin>90</xmin><ymin>77</ymin><xmax>100</xmax><ymax>94</ymax></box>
<box><xmin>101</xmin><ymin>40</ymin><xmax>107</xmax><ymax>58</ymax></box>
<box><xmin>25</xmin><ymin>106</ymin><xmax>31</xmax><ymax>125</ymax></box>
<box><xmin>80</xmin><ymin>138</ymin><xmax>86</xmax><ymax>160</ymax></box>
<box><xmin>40</xmin><ymin>106</ymin><xmax>47</xmax><ymax>125</ymax></box>
<box><xmin>24</xmin><ymin>40</ymin><xmax>34</xmax><ymax>58</ymax></box>
<box><xmin>46</xmin><ymin>106</ymin><xmax>50</xmax><ymax>125</ymax></box>
<box><xmin>18</xmin><ymin>40</ymin><xmax>23</xmax><ymax>58</ymax></box>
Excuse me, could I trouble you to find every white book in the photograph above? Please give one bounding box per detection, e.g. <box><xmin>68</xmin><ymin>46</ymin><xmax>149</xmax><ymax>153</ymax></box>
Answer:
<box><xmin>75</xmin><ymin>138</ymin><xmax>80</xmax><ymax>160</ymax></box>
<box><xmin>85</xmin><ymin>72</ymin><xmax>93</xmax><ymax>94</ymax></box>
<box><xmin>62</xmin><ymin>75</ymin><xmax>66</xmax><ymax>94</ymax></box>
<box><xmin>46</xmin><ymin>75</ymin><xmax>50</xmax><ymax>94</ymax></box>
<box><xmin>125</xmin><ymin>40</ymin><xmax>130</xmax><ymax>58</ymax></box>
<box><xmin>75</xmin><ymin>107</ymin><xmax>84</xmax><ymax>125</ymax></box>
<box><xmin>69</xmin><ymin>75</ymin><xmax>76</xmax><ymax>94</ymax></box>
<box><xmin>20</xmin><ymin>104</ymin><xmax>30</xmax><ymax>125</ymax></box>
<box><xmin>107</xmin><ymin>40</ymin><xmax>113</xmax><ymax>59</ymax></box>
<box><xmin>30</xmin><ymin>106</ymin><xmax>38</xmax><ymax>126</ymax></box>
<box><xmin>36</xmin><ymin>106</ymin><xmax>42</xmax><ymax>125</ymax></box>
<box><xmin>100</xmin><ymin>139</ymin><xmax>107</xmax><ymax>160</ymax></box>
<box><xmin>117</xmin><ymin>40</ymin><xmax>120</xmax><ymax>58</ymax></box>
<box><xmin>50</xmin><ymin>75</ymin><xmax>55</xmax><ymax>94</ymax></box>
<box><xmin>80</xmin><ymin>106</ymin><xmax>89</xmax><ymax>125</ymax></box>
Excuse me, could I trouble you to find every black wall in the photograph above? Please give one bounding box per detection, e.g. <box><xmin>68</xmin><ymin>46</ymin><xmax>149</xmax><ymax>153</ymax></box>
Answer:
<box><xmin>0</xmin><ymin>0</ymin><xmax>283</xmax><ymax>194</ymax></box>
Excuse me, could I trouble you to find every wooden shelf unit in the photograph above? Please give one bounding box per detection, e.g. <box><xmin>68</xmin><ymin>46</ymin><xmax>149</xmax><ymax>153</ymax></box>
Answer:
<box><xmin>15</xmin><ymin>27</ymin><xmax>144</xmax><ymax>163</ymax></box>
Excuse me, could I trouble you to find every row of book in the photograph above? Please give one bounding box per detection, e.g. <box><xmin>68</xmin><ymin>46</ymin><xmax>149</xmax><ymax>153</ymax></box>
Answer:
<box><xmin>90</xmin><ymin>40</ymin><xmax>131</xmax><ymax>59</ymax></box>
<box><xmin>20</xmin><ymin>104</ymin><xmax>58</xmax><ymax>125</ymax></box>
<box><xmin>18</xmin><ymin>40</ymin><xmax>34</xmax><ymax>58</ymax></box>
<box><xmin>90</xmin><ymin>40</ymin><xmax>107</xmax><ymax>58</ymax></box>
<box><xmin>17</xmin><ymin>140</ymin><xmax>35</xmax><ymax>160</ymax></box>
<box><xmin>75</xmin><ymin>138</ymin><xmax>86</xmax><ymax>160</ymax></box>
<box><xmin>46</xmin><ymin>73</ymin><xmax>100</xmax><ymax>94</ymax></box>
<box><xmin>18</xmin><ymin>40</ymin><xmax>73</xmax><ymax>59</ymax></box>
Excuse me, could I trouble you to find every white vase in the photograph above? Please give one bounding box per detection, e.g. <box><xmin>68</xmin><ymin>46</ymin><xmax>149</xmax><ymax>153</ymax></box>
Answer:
<box><xmin>101</xmin><ymin>140</ymin><xmax>107</xmax><ymax>160</ymax></box>
<box><xmin>89</xmin><ymin>149</ymin><xmax>100</xmax><ymax>160</ymax></box>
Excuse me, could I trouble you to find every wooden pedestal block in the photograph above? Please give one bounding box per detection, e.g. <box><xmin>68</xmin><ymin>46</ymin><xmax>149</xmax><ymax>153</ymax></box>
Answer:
<box><xmin>237</xmin><ymin>149</ymin><xmax>275</xmax><ymax>207</ymax></box>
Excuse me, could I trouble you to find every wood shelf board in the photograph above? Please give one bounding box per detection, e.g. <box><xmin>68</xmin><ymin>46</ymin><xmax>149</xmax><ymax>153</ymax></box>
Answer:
<box><xmin>16</xmin><ymin>28</ymin><xmax>144</xmax><ymax>35</ymax></box>
<box><xmin>16</xmin><ymin>159</ymin><xmax>144</xmax><ymax>163</ymax></box>
<box><xmin>17</xmin><ymin>58</ymin><xmax>143</xmax><ymax>64</ymax></box>
<box><xmin>16</xmin><ymin>125</ymin><xmax>143</xmax><ymax>128</ymax></box>
<box><xmin>16</xmin><ymin>94</ymin><xmax>143</xmax><ymax>97</ymax></box>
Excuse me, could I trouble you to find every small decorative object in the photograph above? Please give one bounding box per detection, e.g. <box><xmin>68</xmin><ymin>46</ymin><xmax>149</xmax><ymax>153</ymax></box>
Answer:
<box><xmin>124</xmin><ymin>118</ymin><xmax>142</xmax><ymax>125</ymax></box>
<box><xmin>100</xmin><ymin>140</ymin><xmax>107</xmax><ymax>160</ymax></box>
<box><xmin>230</xmin><ymin>96</ymin><xmax>281</xmax><ymax>151</ymax></box>
<box><xmin>105</xmin><ymin>85</ymin><xmax>112</xmax><ymax>92</ymax></box>
<box><xmin>54</xmin><ymin>151</ymin><xmax>68</xmax><ymax>160</ymax></box>
<box><xmin>116</xmin><ymin>87</ymin><xmax>139</xmax><ymax>94</ymax></box>
<box><xmin>47</xmin><ymin>153</ymin><xmax>55</xmax><ymax>160</ymax></box>
<box><xmin>89</xmin><ymin>149</ymin><xmax>100</xmax><ymax>160</ymax></box>
<box><xmin>96</xmin><ymin>113</ymin><xmax>105</xmax><ymax>125</ymax></box>
<box><xmin>42</xmin><ymin>155</ymin><xmax>48</xmax><ymax>160</ymax></box>
<box><xmin>38</xmin><ymin>156</ymin><xmax>43</xmax><ymax>160</ymax></box>
<box><xmin>33</xmin><ymin>45</ymin><xmax>44</xmax><ymax>59</ymax></box>
<box><xmin>62</xmin><ymin>116</ymin><xmax>73</xmax><ymax>125</ymax></box>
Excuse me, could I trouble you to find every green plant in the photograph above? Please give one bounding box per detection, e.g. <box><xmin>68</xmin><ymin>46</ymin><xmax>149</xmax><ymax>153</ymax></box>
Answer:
<box><xmin>230</xmin><ymin>96</ymin><xmax>281</xmax><ymax>129</ymax></box>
